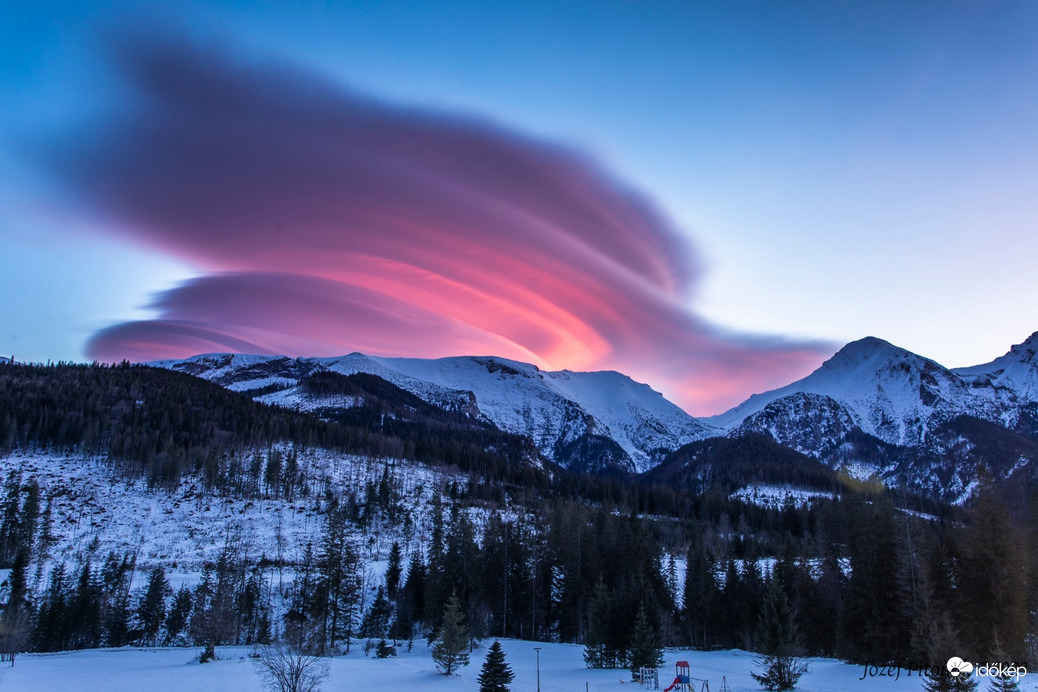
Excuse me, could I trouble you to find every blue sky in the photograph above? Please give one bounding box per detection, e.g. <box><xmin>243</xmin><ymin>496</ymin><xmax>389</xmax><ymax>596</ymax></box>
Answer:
<box><xmin>2</xmin><ymin>1</ymin><xmax>1037</xmax><ymax>412</ymax></box>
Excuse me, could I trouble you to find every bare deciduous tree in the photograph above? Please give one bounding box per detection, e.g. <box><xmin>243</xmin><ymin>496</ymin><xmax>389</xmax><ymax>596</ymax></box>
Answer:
<box><xmin>253</xmin><ymin>643</ymin><xmax>329</xmax><ymax>692</ymax></box>
<box><xmin>0</xmin><ymin>608</ymin><xmax>31</xmax><ymax>667</ymax></box>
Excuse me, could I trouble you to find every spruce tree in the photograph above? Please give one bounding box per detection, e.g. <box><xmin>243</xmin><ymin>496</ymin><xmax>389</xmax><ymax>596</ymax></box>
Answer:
<box><xmin>385</xmin><ymin>542</ymin><xmax>403</xmax><ymax>599</ymax></box>
<box><xmin>431</xmin><ymin>592</ymin><xmax>469</xmax><ymax>675</ymax></box>
<box><xmin>164</xmin><ymin>586</ymin><xmax>192</xmax><ymax>645</ymax></box>
<box><xmin>683</xmin><ymin>538</ymin><xmax>717</xmax><ymax>649</ymax></box>
<box><xmin>986</xmin><ymin>671</ymin><xmax>1019</xmax><ymax>692</ymax></box>
<box><xmin>986</xmin><ymin>641</ymin><xmax>1020</xmax><ymax>692</ymax></box>
<box><xmin>751</xmin><ymin>577</ymin><xmax>807</xmax><ymax>691</ymax></box>
<box><xmin>478</xmin><ymin>640</ymin><xmax>514</xmax><ymax>692</ymax></box>
<box><xmin>921</xmin><ymin>670</ymin><xmax>978</xmax><ymax>692</ymax></box>
<box><xmin>138</xmin><ymin>566</ymin><xmax>169</xmax><ymax>646</ymax></box>
<box><xmin>583</xmin><ymin>577</ymin><xmax>610</xmax><ymax>668</ymax></box>
<box><xmin>628</xmin><ymin>601</ymin><xmax>663</xmax><ymax>679</ymax></box>
<box><xmin>956</xmin><ymin>472</ymin><xmax>1027</xmax><ymax>660</ymax></box>
<box><xmin>359</xmin><ymin>586</ymin><xmax>392</xmax><ymax>638</ymax></box>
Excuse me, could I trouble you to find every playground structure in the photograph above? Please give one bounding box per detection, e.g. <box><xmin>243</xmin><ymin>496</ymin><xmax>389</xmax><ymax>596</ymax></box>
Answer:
<box><xmin>659</xmin><ymin>661</ymin><xmax>731</xmax><ymax>692</ymax></box>
<box><xmin>662</xmin><ymin>661</ymin><xmax>691</xmax><ymax>692</ymax></box>
<box><xmin>637</xmin><ymin>667</ymin><xmax>659</xmax><ymax>689</ymax></box>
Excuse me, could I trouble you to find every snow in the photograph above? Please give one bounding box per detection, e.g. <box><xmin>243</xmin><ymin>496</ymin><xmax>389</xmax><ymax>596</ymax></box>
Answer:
<box><xmin>0</xmin><ymin>639</ymin><xmax>1003</xmax><ymax>692</ymax></box>
<box><xmin>729</xmin><ymin>484</ymin><xmax>833</xmax><ymax>509</ymax></box>
<box><xmin>155</xmin><ymin>353</ymin><xmax>716</xmax><ymax>473</ymax></box>
<box><xmin>955</xmin><ymin>331</ymin><xmax>1038</xmax><ymax>402</ymax></box>
<box><xmin>0</xmin><ymin>450</ymin><xmax>458</xmax><ymax>582</ymax></box>
<box><xmin>707</xmin><ymin>336</ymin><xmax>1014</xmax><ymax>448</ymax></box>
<box><xmin>836</xmin><ymin>462</ymin><xmax>881</xmax><ymax>482</ymax></box>
<box><xmin>321</xmin><ymin>354</ymin><xmax>716</xmax><ymax>472</ymax></box>
<box><xmin>153</xmin><ymin>333</ymin><xmax>1038</xmax><ymax>480</ymax></box>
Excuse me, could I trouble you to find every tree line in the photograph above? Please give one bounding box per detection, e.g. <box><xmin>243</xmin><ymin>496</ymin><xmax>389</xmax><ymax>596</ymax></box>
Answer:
<box><xmin>0</xmin><ymin>361</ymin><xmax>1032</xmax><ymax>674</ymax></box>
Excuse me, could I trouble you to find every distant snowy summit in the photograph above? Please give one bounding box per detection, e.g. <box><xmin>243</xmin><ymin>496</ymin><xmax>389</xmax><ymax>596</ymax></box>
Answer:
<box><xmin>152</xmin><ymin>352</ymin><xmax>715</xmax><ymax>474</ymax></box>
<box><xmin>703</xmin><ymin>333</ymin><xmax>1038</xmax><ymax>501</ymax></box>
<box><xmin>153</xmin><ymin>332</ymin><xmax>1038</xmax><ymax>500</ymax></box>
<box><xmin>711</xmin><ymin>333</ymin><xmax>1038</xmax><ymax>443</ymax></box>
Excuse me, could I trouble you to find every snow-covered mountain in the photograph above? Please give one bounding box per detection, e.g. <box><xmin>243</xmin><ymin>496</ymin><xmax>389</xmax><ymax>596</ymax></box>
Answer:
<box><xmin>153</xmin><ymin>353</ymin><xmax>716</xmax><ymax>474</ymax></box>
<box><xmin>151</xmin><ymin>332</ymin><xmax>1038</xmax><ymax>498</ymax></box>
<box><xmin>705</xmin><ymin>333</ymin><xmax>1038</xmax><ymax>501</ymax></box>
<box><xmin>954</xmin><ymin>331</ymin><xmax>1038</xmax><ymax>402</ymax></box>
<box><xmin>710</xmin><ymin>336</ymin><xmax>998</xmax><ymax>445</ymax></box>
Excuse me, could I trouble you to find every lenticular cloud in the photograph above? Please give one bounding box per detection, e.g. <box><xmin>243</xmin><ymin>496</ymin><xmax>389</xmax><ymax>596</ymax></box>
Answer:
<box><xmin>52</xmin><ymin>34</ymin><xmax>828</xmax><ymax>414</ymax></box>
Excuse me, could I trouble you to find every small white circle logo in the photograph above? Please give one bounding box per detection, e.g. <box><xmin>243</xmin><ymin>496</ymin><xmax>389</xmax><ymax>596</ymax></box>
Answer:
<box><xmin>947</xmin><ymin>657</ymin><xmax>974</xmax><ymax>677</ymax></box>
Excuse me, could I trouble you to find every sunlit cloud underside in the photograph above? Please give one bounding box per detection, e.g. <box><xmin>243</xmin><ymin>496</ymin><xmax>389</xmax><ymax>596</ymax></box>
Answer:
<box><xmin>48</xmin><ymin>34</ymin><xmax>830</xmax><ymax>414</ymax></box>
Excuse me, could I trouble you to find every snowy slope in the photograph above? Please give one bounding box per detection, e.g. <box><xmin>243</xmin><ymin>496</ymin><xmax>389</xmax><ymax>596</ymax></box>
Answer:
<box><xmin>1</xmin><ymin>451</ymin><xmax>458</xmax><ymax>583</ymax></box>
<box><xmin>155</xmin><ymin>354</ymin><xmax>715</xmax><ymax>473</ymax></box>
<box><xmin>151</xmin><ymin>332</ymin><xmax>1038</xmax><ymax>486</ymax></box>
<box><xmin>330</xmin><ymin>355</ymin><xmax>713</xmax><ymax>473</ymax></box>
<box><xmin>709</xmin><ymin>337</ymin><xmax>1005</xmax><ymax>446</ymax></box>
<box><xmin>955</xmin><ymin>331</ymin><xmax>1038</xmax><ymax>402</ymax></box>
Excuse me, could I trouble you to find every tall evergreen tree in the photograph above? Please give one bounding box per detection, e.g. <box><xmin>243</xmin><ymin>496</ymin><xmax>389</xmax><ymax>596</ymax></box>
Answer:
<box><xmin>955</xmin><ymin>474</ymin><xmax>1027</xmax><ymax>660</ymax></box>
<box><xmin>478</xmin><ymin>640</ymin><xmax>514</xmax><ymax>692</ymax></box>
<box><xmin>313</xmin><ymin>508</ymin><xmax>361</xmax><ymax>653</ymax></box>
<box><xmin>431</xmin><ymin>592</ymin><xmax>469</xmax><ymax>676</ymax></box>
<box><xmin>583</xmin><ymin>577</ymin><xmax>612</xmax><ymax>669</ymax></box>
<box><xmin>842</xmin><ymin>495</ymin><xmax>910</xmax><ymax>662</ymax></box>
<box><xmin>987</xmin><ymin>641</ymin><xmax>1021</xmax><ymax>692</ymax></box>
<box><xmin>385</xmin><ymin>542</ymin><xmax>403</xmax><ymax>599</ymax></box>
<box><xmin>922</xmin><ymin>668</ymin><xmax>978</xmax><ymax>692</ymax></box>
<box><xmin>751</xmin><ymin>577</ymin><xmax>807</xmax><ymax>691</ymax></box>
<box><xmin>359</xmin><ymin>586</ymin><xmax>392</xmax><ymax>639</ymax></box>
<box><xmin>683</xmin><ymin>537</ymin><xmax>717</xmax><ymax>648</ymax></box>
<box><xmin>628</xmin><ymin>601</ymin><xmax>663</xmax><ymax>679</ymax></box>
<box><xmin>164</xmin><ymin>586</ymin><xmax>192</xmax><ymax>645</ymax></box>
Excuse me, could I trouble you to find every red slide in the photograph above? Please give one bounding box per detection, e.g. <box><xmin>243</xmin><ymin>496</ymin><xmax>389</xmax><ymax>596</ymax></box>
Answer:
<box><xmin>662</xmin><ymin>677</ymin><xmax>683</xmax><ymax>692</ymax></box>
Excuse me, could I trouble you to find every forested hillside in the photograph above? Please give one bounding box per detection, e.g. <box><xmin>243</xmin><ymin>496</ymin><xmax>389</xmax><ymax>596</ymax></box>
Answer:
<box><xmin>0</xmin><ymin>362</ymin><xmax>1033</xmax><ymax>671</ymax></box>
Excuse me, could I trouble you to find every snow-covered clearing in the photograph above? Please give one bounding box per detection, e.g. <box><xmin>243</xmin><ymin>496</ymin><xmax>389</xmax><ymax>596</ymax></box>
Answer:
<box><xmin>0</xmin><ymin>450</ymin><xmax>463</xmax><ymax>596</ymax></box>
<box><xmin>729</xmin><ymin>484</ymin><xmax>832</xmax><ymax>509</ymax></box>
<box><xmin>0</xmin><ymin>639</ymin><xmax>1007</xmax><ymax>692</ymax></box>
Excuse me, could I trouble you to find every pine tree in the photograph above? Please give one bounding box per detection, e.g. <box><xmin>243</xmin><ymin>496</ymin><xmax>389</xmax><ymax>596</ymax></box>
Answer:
<box><xmin>385</xmin><ymin>542</ymin><xmax>403</xmax><ymax>599</ymax></box>
<box><xmin>751</xmin><ymin>577</ymin><xmax>807</xmax><ymax>691</ymax></box>
<box><xmin>374</xmin><ymin>638</ymin><xmax>396</xmax><ymax>658</ymax></box>
<box><xmin>478</xmin><ymin>640</ymin><xmax>514</xmax><ymax>692</ymax></box>
<box><xmin>956</xmin><ymin>472</ymin><xmax>1027</xmax><ymax>660</ymax></box>
<box><xmin>628</xmin><ymin>601</ymin><xmax>663</xmax><ymax>679</ymax></box>
<box><xmin>921</xmin><ymin>669</ymin><xmax>978</xmax><ymax>692</ymax></box>
<box><xmin>0</xmin><ymin>548</ymin><xmax>30</xmax><ymax>664</ymax></box>
<box><xmin>987</xmin><ymin>670</ymin><xmax>1020</xmax><ymax>692</ymax></box>
<box><xmin>683</xmin><ymin>538</ymin><xmax>718</xmax><ymax>648</ymax></box>
<box><xmin>164</xmin><ymin>586</ymin><xmax>192</xmax><ymax>645</ymax></box>
<box><xmin>399</xmin><ymin>553</ymin><xmax>426</xmax><ymax>626</ymax></box>
<box><xmin>359</xmin><ymin>586</ymin><xmax>392</xmax><ymax>638</ymax></box>
<box><xmin>431</xmin><ymin>592</ymin><xmax>469</xmax><ymax>675</ymax></box>
<box><xmin>314</xmin><ymin>508</ymin><xmax>361</xmax><ymax>653</ymax></box>
<box><xmin>138</xmin><ymin>566</ymin><xmax>168</xmax><ymax>645</ymax></box>
<box><xmin>987</xmin><ymin>641</ymin><xmax>1020</xmax><ymax>692</ymax></box>
<box><xmin>583</xmin><ymin>577</ymin><xmax>610</xmax><ymax>668</ymax></box>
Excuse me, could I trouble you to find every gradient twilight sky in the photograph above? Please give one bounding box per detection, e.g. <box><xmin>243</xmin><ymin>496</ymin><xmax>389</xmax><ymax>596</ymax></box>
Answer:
<box><xmin>2</xmin><ymin>1</ymin><xmax>1037</xmax><ymax>415</ymax></box>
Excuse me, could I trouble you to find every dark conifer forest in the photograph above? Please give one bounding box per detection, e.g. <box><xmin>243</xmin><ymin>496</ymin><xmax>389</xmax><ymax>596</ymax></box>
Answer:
<box><xmin>0</xmin><ymin>362</ymin><xmax>1033</xmax><ymax>670</ymax></box>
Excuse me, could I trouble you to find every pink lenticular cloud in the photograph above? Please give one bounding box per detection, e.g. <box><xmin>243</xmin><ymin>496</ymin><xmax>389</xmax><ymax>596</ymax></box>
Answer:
<box><xmin>56</xmin><ymin>35</ymin><xmax>831</xmax><ymax>414</ymax></box>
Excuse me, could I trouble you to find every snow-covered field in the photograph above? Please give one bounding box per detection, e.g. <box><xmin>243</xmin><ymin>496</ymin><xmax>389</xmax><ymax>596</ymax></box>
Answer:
<box><xmin>4</xmin><ymin>639</ymin><xmax>1018</xmax><ymax>692</ymax></box>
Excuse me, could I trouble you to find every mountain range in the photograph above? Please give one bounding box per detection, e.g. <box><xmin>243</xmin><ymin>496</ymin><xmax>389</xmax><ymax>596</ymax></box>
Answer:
<box><xmin>154</xmin><ymin>331</ymin><xmax>1038</xmax><ymax>502</ymax></box>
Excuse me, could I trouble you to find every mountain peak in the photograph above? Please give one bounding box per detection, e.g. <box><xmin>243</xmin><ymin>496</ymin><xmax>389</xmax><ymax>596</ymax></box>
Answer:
<box><xmin>819</xmin><ymin>336</ymin><xmax>915</xmax><ymax>374</ymax></box>
<box><xmin>833</xmin><ymin>335</ymin><xmax>894</xmax><ymax>356</ymax></box>
<box><xmin>1008</xmin><ymin>332</ymin><xmax>1038</xmax><ymax>360</ymax></box>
